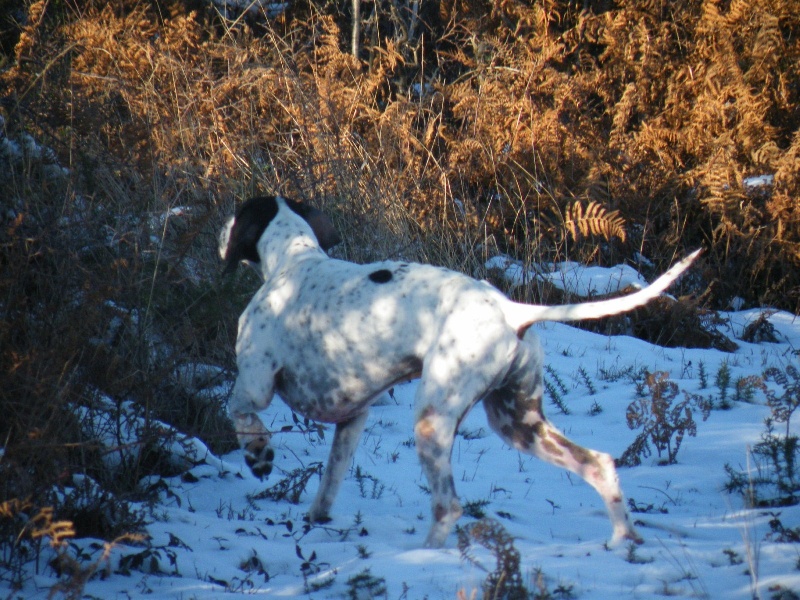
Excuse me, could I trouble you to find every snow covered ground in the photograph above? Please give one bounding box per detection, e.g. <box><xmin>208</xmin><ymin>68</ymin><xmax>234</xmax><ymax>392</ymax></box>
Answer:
<box><xmin>5</xmin><ymin>265</ymin><xmax>800</xmax><ymax>599</ymax></box>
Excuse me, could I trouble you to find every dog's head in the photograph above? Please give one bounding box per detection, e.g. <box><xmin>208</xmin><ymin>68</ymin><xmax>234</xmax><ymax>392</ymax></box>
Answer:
<box><xmin>220</xmin><ymin>196</ymin><xmax>341</xmax><ymax>274</ymax></box>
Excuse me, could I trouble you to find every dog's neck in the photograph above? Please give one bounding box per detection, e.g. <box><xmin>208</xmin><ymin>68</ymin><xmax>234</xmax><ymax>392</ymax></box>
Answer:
<box><xmin>257</xmin><ymin>214</ymin><xmax>327</xmax><ymax>279</ymax></box>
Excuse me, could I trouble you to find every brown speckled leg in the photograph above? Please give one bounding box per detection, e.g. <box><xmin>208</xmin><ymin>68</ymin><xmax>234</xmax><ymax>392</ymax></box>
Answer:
<box><xmin>483</xmin><ymin>337</ymin><xmax>642</xmax><ymax>545</ymax></box>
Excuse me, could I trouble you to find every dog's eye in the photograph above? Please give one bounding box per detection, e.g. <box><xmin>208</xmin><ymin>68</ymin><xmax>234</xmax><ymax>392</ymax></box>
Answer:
<box><xmin>368</xmin><ymin>269</ymin><xmax>393</xmax><ymax>284</ymax></box>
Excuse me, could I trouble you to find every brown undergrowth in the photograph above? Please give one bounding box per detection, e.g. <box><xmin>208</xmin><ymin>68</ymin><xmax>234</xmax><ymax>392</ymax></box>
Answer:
<box><xmin>1</xmin><ymin>0</ymin><xmax>799</xmax><ymax>584</ymax></box>
<box><xmin>3</xmin><ymin>0</ymin><xmax>798</xmax><ymax>302</ymax></box>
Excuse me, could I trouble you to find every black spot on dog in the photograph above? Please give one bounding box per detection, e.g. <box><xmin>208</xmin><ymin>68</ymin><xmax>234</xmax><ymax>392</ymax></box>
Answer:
<box><xmin>368</xmin><ymin>269</ymin><xmax>393</xmax><ymax>284</ymax></box>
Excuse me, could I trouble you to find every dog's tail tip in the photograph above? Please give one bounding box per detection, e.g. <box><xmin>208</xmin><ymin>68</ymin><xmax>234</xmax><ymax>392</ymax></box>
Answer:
<box><xmin>662</xmin><ymin>247</ymin><xmax>702</xmax><ymax>281</ymax></box>
<box><xmin>682</xmin><ymin>247</ymin><xmax>703</xmax><ymax>266</ymax></box>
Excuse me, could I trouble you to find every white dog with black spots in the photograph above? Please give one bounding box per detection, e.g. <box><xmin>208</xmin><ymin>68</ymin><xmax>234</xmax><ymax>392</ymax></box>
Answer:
<box><xmin>220</xmin><ymin>195</ymin><xmax>699</xmax><ymax>548</ymax></box>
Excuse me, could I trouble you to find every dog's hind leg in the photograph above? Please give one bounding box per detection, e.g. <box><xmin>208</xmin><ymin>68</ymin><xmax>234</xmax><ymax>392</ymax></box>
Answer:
<box><xmin>414</xmin><ymin>309</ymin><xmax>518</xmax><ymax>547</ymax></box>
<box><xmin>308</xmin><ymin>411</ymin><xmax>369</xmax><ymax>523</ymax></box>
<box><xmin>414</xmin><ymin>363</ymin><xmax>505</xmax><ymax>546</ymax></box>
<box><xmin>482</xmin><ymin>337</ymin><xmax>642</xmax><ymax>545</ymax></box>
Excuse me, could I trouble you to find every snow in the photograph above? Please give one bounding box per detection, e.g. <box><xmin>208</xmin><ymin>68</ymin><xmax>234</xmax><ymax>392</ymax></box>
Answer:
<box><xmin>486</xmin><ymin>255</ymin><xmax>649</xmax><ymax>296</ymax></box>
<box><xmin>3</xmin><ymin>265</ymin><xmax>800</xmax><ymax>599</ymax></box>
<box><xmin>743</xmin><ymin>175</ymin><xmax>775</xmax><ymax>189</ymax></box>
<box><xmin>0</xmin><ymin>117</ymin><xmax>67</xmax><ymax>180</ymax></box>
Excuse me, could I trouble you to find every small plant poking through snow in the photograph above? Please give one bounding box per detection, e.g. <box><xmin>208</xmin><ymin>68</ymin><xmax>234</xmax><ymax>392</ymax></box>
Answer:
<box><xmin>624</xmin><ymin>541</ymin><xmax>654</xmax><ymax>565</ymax></box>
<box><xmin>544</xmin><ymin>365</ymin><xmax>570</xmax><ymax>415</ymax></box>
<box><xmin>117</xmin><ymin>534</ymin><xmax>188</xmax><ymax>577</ymax></box>
<box><xmin>627</xmin><ymin>497</ymin><xmax>669</xmax><ymax>515</ymax></box>
<box><xmin>354</xmin><ymin>466</ymin><xmax>385</xmax><ymax>500</ymax></box>
<box><xmin>576</xmin><ymin>366</ymin><xmax>596</xmax><ymax>395</ymax></box>
<box><xmin>726</xmin><ymin>363</ymin><xmax>800</xmax><ymax>507</ymax></box>
<box><xmin>588</xmin><ymin>400</ymin><xmax>603</xmax><ymax>416</ymax></box>
<box><xmin>715</xmin><ymin>361</ymin><xmax>732</xmax><ymax>409</ymax></box>
<box><xmin>698</xmin><ymin>360</ymin><xmax>708</xmax><ymax>389</ymax></box>
<box><xmin>250</xmin><ymin>462</ymin><xmax>324</xmax><ymax>504</ymax></box>
<box><xmin>462</xmin><ymin>499</ymin><xmax>491</xmax><ymax>519</ymax></box>
<box><xmin>531</xmin><ymin>567</ymin><xmax>577</xmax><ymax>600</ymax></box>
<box><xmin>619</xmin><ymin>372</ymin><xmax>712</xmax><ymax>467</ymax></box>
<box><xmin>457</xmin><ymin>518</ymin><xmax>528</xmax><ymax>600</ymax></box>
<box><xmin>734</xmin><ymin>375</ymin><xmax>762</xmax><ymax>403</ymax></box>
<box><xmin>767</xmin><ymin>513</ymin><xmax>800</xmax><ymax>543</ymax></box>
<box><xmin>346</xmin><ymin>568</ymin><xmax>387</xmax><ymax>600</ymax></box>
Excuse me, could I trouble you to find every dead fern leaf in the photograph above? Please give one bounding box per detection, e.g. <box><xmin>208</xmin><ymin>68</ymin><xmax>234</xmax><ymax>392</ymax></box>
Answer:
<box><xmin>565</xmin><ymin>201</ymin><xmax>627</xmax><ymax>243</ymax></box>
<box><xmin>28</xmin><ymin>507</ymin><xmax>76</xmax><ymax>548</ymax></box>
<box><xmin>457</xmin><ymin>518</ymin><xmax>528</xmax><ymax>600</ymax></box>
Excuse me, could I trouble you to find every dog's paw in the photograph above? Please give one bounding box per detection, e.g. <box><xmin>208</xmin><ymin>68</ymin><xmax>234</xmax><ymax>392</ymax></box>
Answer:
<box><xmin>304</xmin><ymin>511</ymin><xmax>332</xmax><ymax>525</ymax></box>
<box><xmin>306</xmin><ymin>501</ymin><xmax>332</xmax><ymax>524</ymax></box>
<box><xmin>244</xmin><ymin>437</ymin><xmax>275</xmax><ymax>480</ymax></box>
<box><xmin>609</xmin><ymin>524</ymin><xmax>644</xmax><ymax>547</ymax></box>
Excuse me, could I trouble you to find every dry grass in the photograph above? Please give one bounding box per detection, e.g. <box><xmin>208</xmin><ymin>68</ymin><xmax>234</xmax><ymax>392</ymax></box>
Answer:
<box><xmin>5</xmin><ymin>0</ymin><xmax>799</xmax><ymax>300</ymax></box>
<box><xmin>1</xmin><ymin>0</ymin><xmax>799</xmax><ymax>586</ymax></box>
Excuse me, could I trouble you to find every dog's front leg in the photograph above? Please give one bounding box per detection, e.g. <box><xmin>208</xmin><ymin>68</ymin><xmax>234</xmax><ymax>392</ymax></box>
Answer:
<box><xmin>308</xmin><ymin>411</ymin><xmax>369</xmax><ymax>523</ymax></box>
<box><xmin>229</xmin><ymin>379</ymin><xmax>275</xmax><ymax>479</ymax></box>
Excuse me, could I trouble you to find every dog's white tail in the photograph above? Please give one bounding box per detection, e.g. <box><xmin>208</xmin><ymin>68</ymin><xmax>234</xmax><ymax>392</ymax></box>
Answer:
<box><xmin>503</xmin><ymin>249</ymin><xmax>701</xmax><ymax>334</ymax></box>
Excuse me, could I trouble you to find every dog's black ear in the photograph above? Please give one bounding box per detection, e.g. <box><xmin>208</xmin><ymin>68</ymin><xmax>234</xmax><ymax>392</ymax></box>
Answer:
<box><xmin>285</xmin><ymin>199</ymin><xmax>342</xmax><ymax>251</ymax></box>
<box><xmin>221</xmin><ymin>196</ymin><xmax>342</xmax><ymax>274</ymax></box>
<box><xmin>221</xmin><ymin>196</ymin><xmax>280</xmax><ymax>274</ymax></box>
<box><xmin>302</xmin><ymin>207</ymin><xmax>342</xmax><ymax>251</ymax></box>
<box><xmin>221</xmin><ymin>220</ymin><xmax>261</xmax><ymax>274</ymax></box>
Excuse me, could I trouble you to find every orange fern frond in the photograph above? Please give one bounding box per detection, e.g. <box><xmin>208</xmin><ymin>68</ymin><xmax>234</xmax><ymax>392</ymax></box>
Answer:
<box><xmin>565</xmin><ymin>201</ymin><xmax>627</xmax><ymax>243</ymax></box>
